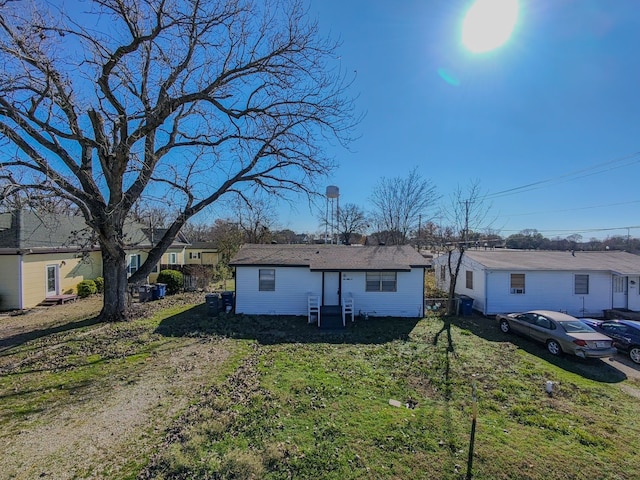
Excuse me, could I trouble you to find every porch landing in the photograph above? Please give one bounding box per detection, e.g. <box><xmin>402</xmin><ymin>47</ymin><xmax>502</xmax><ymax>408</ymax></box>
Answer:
<box><xmin>39</xmin><ymin>294</ymin><xmax>79</xmax><ymax>306</ymax></box>
<box><xmin>319</xmin><ymin>305</ymin><xmax>344</xmax><ymax>329</ymax></box>
<box><xmin>604</xmin><ymin>309</ymin><xmax>640</xmax><ymax>321</ymax></box>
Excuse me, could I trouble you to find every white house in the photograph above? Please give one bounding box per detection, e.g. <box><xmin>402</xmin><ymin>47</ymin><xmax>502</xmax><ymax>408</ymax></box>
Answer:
<box><xmin>433</xmin><ymin>249</ymin><xmax>640</xmax><ymax>317</ymax></box>
<box><xmin>229</xmin><ymin>244</ymin><xmax>430</xmax><ymax>320</ymax></box>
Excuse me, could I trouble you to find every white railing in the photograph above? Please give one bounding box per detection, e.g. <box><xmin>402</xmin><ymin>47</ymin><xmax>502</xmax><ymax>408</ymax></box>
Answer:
<box><xmin>308</xmin><ymin>295</ymin><xmax>320</xmax><ymax>325</ymax></box>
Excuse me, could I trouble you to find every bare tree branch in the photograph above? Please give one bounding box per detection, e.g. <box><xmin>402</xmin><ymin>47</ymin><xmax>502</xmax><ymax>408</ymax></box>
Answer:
<box><xmin>0</xmin><ymin>0</ymin><xmax>358</xmax><ymax>320</ymax></box>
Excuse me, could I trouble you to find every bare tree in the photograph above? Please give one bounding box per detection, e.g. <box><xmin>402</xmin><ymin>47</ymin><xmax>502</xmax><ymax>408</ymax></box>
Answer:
<box><xmin>318</xmin><ymin>202</ymin><xmax>367</xmax><ymax>244</ymax></box>
<box><xmin>234</xmin><ymin>196</ymin><xmax>277</xmax><ymax>244</ymax></box>
<box><xmin>336</xmin><ymin>203</ymin><xmax>367</xmax><ymax>244</ymax></box>
<box><xmin>441</xmin><ymin>181</ymin><xmax>491</xmax><ymax>315</ymax></box>
<box><xmin>370</xmin><ymin>169</ymin><xmax>440</xmax><ymax>245</ymax></box>
<box><xmin>0</xmin><ymin>0</ymin><xmax>356</xmax><ymax>321</ymax></box>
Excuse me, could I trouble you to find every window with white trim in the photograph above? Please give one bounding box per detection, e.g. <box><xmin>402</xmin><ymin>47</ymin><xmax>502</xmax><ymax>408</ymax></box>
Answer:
<box><xmin>259</xmin><ymin>269</ymin><xmax>276</xmax><ymax>291</ymax></box>
<box><xmin>440</xmin><ymin>265</ymin><xmax>446</xmax><ymax>282</ymax></box>
<box><xmin>510</xmin><ymin>273</ymin><xmax>525</xmax><ymax>294</ymax></box>
<box><xmin>127</xmin><ymin>254</ymin><xmax>140</xmax><ymax>275</ymax></box>
<box><xmin>169</xmin><ymin>252</ymin><xmax>178</xmax><ymax>264</ymax></box>
<box><xmin>575</xmin><ymin>274</ymin><xmax>589</xmax><ymax>295</ymax></box>
<box><xmin>366</xmin><ymin>272</ymin><xmax>397</xmax><ymax>292</ymax></box>
<box><xmin>465</xmin><ymin>270</ymin><xmax>473</xmax><ymax>290</ymax></box>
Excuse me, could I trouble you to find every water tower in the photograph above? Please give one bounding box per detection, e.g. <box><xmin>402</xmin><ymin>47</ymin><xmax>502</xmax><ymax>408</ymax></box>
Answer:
<box><xmin>325</xmin><ymin>185</ymin><xmax>340</xmax><ymax>244</ymax></box>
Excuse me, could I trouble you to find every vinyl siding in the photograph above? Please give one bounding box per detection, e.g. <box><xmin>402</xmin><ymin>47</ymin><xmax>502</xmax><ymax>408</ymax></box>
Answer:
<box><xmin>341</xmin><ymin>270</ymin><xmax>424</xmax><ymax>317</ymax></box>
<box><xmin>21</xmin><ymin>252</ymin><xmax>102</xmax><ymax>309</ymax></box>
<box><xmin>235</xmin><ymin>266</ymin><xmax>322</xmax><ymax>315</ymax></box>
<box><xmin>433</xmin><ymin>252</ymin><xmax>619</xmax><ymax>316</ymax></box>
<box><xmin>485</xmin><ymin>270</ymin><xmax>612</xmax><ymax>316</ymax></box>
<box><xmin>235</xmin><ymin>266</ymin><xmax>425</xmax><ymax>317</ymax></box>
<box><xmin>0</xmin><ymin>255</ymin><xmax>21</xmax><ymax>310</ymax></box>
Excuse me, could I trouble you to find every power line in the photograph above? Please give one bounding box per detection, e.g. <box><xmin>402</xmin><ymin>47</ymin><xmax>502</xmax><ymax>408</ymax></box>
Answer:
<box><xmin>483</xmin><ymin>151</ymin><xmax>640</xmax><ymax>200</ymax></box>
<box><xmin>499</xmin><ymin>199</ymin><xmax>640</xmax><ymax>217</ymax></box>
<box><xmin>499</xmin><ymin>225</ymin><xmax>640</xmax><ymax>235</ymax></box>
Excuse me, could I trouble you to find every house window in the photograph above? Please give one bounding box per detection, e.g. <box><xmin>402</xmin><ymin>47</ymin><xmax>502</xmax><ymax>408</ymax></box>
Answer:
<box><xmin>189</xmin><ymin>252</ymin><xmax>193</xmax><ymax>259</ymax></box>
<box><xmin>169</xmin><ymin>252</ymin><xmax>178</xmax><ymax>264</ymax></box>
<box><xmin>152</xmin><ymin>263</ymin><xmax>159</xmax><ymax>273</ymax></box>
<box><xmin>613</xmin><ymin>276</ymin><xmax>626</xmax><ymax>294</ymax></box>
<box><xmin>259</xmin><ymin>269</ymin><xmax>275</xmax><ymax>291</ymax></box>
<box><xmin>366</xmin><ymin>272</ymin><xmax>397</xmax><ymax>292</ymax></box>
<box><xmin>440</xmin><ymin>265</ymin><xmax>446</xmax><ymax>282</ymax></box>
<box><xmin>127</xmin><ymin>254</ymin><xmax>140</xmax><ymax>275</ymax></box>
<box><xmin>465</xmin><ymin>270</ymin><xmax>473</xmax><ymax>290</ymax></box>
<box><xmin>575</xmin><ymin>274</ymin><xmax>589</xmax><ymax>295</ymax></box>
<box><xmin>510</xmin><ymin>273</ymin><xmax>525</xmax><ymax>294</ymax></box>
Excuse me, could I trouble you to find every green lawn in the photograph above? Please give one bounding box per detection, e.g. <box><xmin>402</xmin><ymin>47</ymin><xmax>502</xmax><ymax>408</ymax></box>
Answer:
<box><xmin>145</xmin><ymin>311</ymin><xmax>640</xmax><ymax>480</ymax></box>
<box><xmin>2</xmin><ymin>300</ymin><xmax>638</xmax><ymax>479</ymax></box>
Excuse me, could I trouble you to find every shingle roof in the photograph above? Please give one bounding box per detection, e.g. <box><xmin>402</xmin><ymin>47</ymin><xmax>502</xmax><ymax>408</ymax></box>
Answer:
<box><xmin>230</xmin><ymin>244</ymin><xmax>430</xmax><ymax>271</ymax></box>
<box><xmin>188</xmin><ymin>241</ymin><xmax>218</xmax><ymax>250</ymax></box>
<box><xmin>0</xmin><ymin>210</ymin><xmax>189</xmax><ymax>252</ymax></box>
<box><xmin>0</xmin><ymin>210</ymin><xmax>94</xmax><ymax>250</ymax></box>
<box><xmin>464</xmin><ymin>249</ymin><xmax>640</xmax><ymax>275</ymax></box>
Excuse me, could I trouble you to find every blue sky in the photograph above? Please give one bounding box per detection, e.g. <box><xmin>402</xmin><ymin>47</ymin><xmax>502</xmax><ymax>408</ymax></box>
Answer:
<box><xmin>278</xmin><ymin>0</ymin><xmax>640</xmax><ymax>239</ymax></box>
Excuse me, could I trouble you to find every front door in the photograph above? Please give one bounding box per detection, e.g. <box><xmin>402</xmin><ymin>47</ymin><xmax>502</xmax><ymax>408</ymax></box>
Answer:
<box><xmin>323</xmin><ymin>272</ymin><xmax>340</xmax><ymax>306</ymax></box>
<box><xmin>612</xmin><ymin>276</ymin><xmax>628</xmax><ymax>309</ymax></box>
<box><xmin>46</xmin><ymin>265</ymin><xmax>59</xmax><ymax>297</ymax></box>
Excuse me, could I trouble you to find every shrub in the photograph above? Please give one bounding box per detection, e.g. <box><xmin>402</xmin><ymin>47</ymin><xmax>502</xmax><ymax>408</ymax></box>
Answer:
<box><xmin>94</xmin><ymin>276</ymin><xmax>104</xmax><ymax>293</ymax></box>
<box><xmin>157</xmin><ymin>269</ymin><xmax>184</xmax><ymax>295</ymax></box>
<box><xmin>77</xmin><ymin>279</ymin><xmax>97</xmax><ymax>298</ymax></box>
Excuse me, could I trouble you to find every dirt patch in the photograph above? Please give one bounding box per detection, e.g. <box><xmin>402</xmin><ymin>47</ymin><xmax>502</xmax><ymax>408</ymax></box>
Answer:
<box><xmin>0</xmin><ymin>293</ymin><xmax>235</xmax><ymax>479</ymax></box>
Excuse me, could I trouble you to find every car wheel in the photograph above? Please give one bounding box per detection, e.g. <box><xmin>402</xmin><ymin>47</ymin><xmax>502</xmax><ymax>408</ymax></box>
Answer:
<box><xmin>629</xmin><ymin>346</ymin><xmax>640</xmax><ymax>364</ymax></box>
<box><xmin>499</xmin><ymin>319</ymin><xmax>511</xmax><ymax>333</ymax></box>
<box><xmin>546</xmin><ymin>340</ymin><xmax>562</xmax><ymax>356</ymax></box>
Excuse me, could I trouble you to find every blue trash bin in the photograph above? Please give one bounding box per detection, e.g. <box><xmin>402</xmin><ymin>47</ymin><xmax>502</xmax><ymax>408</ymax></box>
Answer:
<box><xmin>151</xmin><ymin>283</ymin><xmax>166</xmax><ymax>300</ymax></box>
<box><xmin>458</xmin><ymin>295</ymin><xmax>474</xmax><ymax>316</ymax></box>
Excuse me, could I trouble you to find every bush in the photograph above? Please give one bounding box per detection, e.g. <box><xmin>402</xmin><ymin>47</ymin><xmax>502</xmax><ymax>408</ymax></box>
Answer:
<box><xmin>94</xmin><ymin>276</ymin><xmax>104</xmax><ymax>293</ymax></box>
<box><xmin>157</xmin><ymin>269</ymin><xmax>184</xmax><ymax>295</ymax></box>
<box><xmin>77</xmin><ymin>279</ymin><xmax>97</xmax><ymax>298</ymax></box>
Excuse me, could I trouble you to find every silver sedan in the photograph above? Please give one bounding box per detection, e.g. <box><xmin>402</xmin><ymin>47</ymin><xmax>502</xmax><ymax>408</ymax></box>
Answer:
<box><xmin>497</xmin><ymin>310</ymin><xmax>616</xmax><ymax>359</ymax></box>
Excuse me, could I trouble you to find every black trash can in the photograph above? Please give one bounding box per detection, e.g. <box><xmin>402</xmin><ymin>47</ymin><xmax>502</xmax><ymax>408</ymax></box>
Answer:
<box><xmin>458</xmin><ymin>295</ymin><xmax>474</xmax><ymax>316</ymax></box>
<box><xmin>221</xmin><ymin>291</ymin><xmax>235</xmax><ymax>311</ymax></box>
<box><xmin>138</xmin><ymin>284</ymin><xmax>153</xmax><ymax>302</ymax></box>
<box><xmin>205</xmin><ymin>293</ymin><xmax>220</xmax><ymax>316</ymax></box>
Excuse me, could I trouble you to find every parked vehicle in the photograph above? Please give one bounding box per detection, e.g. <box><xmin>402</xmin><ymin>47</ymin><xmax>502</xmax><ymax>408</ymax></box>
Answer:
<box><xmin>579</xmin><ymin>318</ymin><xmax>640</xmax><ymax>364</ymax></box>
<box><xmin>497</xmin><ymin>310</ymin><xmax>616</xmax><ymax>359</ymax></box>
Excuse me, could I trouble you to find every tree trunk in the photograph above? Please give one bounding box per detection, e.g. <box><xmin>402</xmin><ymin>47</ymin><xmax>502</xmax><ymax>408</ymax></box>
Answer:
<box><xmin>99</xmin><ymin>247</ymin><xmax>130</xmax><ymax>322</ymax></box>
<box><xmin>446</xmin><ymin>248</ymin><xmax>465</xmax><ymax>316</ymax></box>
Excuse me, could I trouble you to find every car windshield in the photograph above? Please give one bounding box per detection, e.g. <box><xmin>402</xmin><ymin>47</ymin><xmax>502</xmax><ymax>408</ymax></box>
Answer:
<box><xmin>560</xmin><ymin>321</ymin><xmax>595</xmax><ymax>333</ymax></box>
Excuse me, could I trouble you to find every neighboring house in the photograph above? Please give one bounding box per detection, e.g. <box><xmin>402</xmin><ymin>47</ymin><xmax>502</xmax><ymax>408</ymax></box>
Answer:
<box><xmin>0</xmin><ymin>210</ymin><xmax>102</xmax><ymax>310</ymax></box>
<box><xmin>185</xmin><ymin>242</ymin><xmax>219</xmax><ymax>266</ymax></box>
<box><xmin>229</xmin><ymin>244</ymin><xmax>430</xmax><ymax>320</ymax></box>
<box><xmin>433</xmin><ymin>249</ymin><xmax>640</xmax><ymax>317</ymax></box>
<box><xmin>0</xmin><ymin>211</ymin><xmax>196</xmax><ymax>310</ymax></box>
<box><xmin>126</xmin><ymin>227</ymin><xmax>190</xmax><ymax>283</ymax></box>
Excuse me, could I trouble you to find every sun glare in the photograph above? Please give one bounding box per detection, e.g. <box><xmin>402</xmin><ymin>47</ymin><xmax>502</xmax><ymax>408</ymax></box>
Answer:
<box><xmin>461</xmin><ymin>0</ymin><xmax>519</xmax><ymax>53</ymax></box>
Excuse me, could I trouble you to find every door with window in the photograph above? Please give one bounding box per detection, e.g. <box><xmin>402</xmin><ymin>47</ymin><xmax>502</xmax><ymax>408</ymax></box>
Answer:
<box><xmin>612</xmin><ymin>276</ymin><xmax>628</xmax><ymax>309</ymax></box>
<box><xmin>46</xmin><ymin>265</ymin><xmax>59</xmax><ymax>297</ymax></box>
